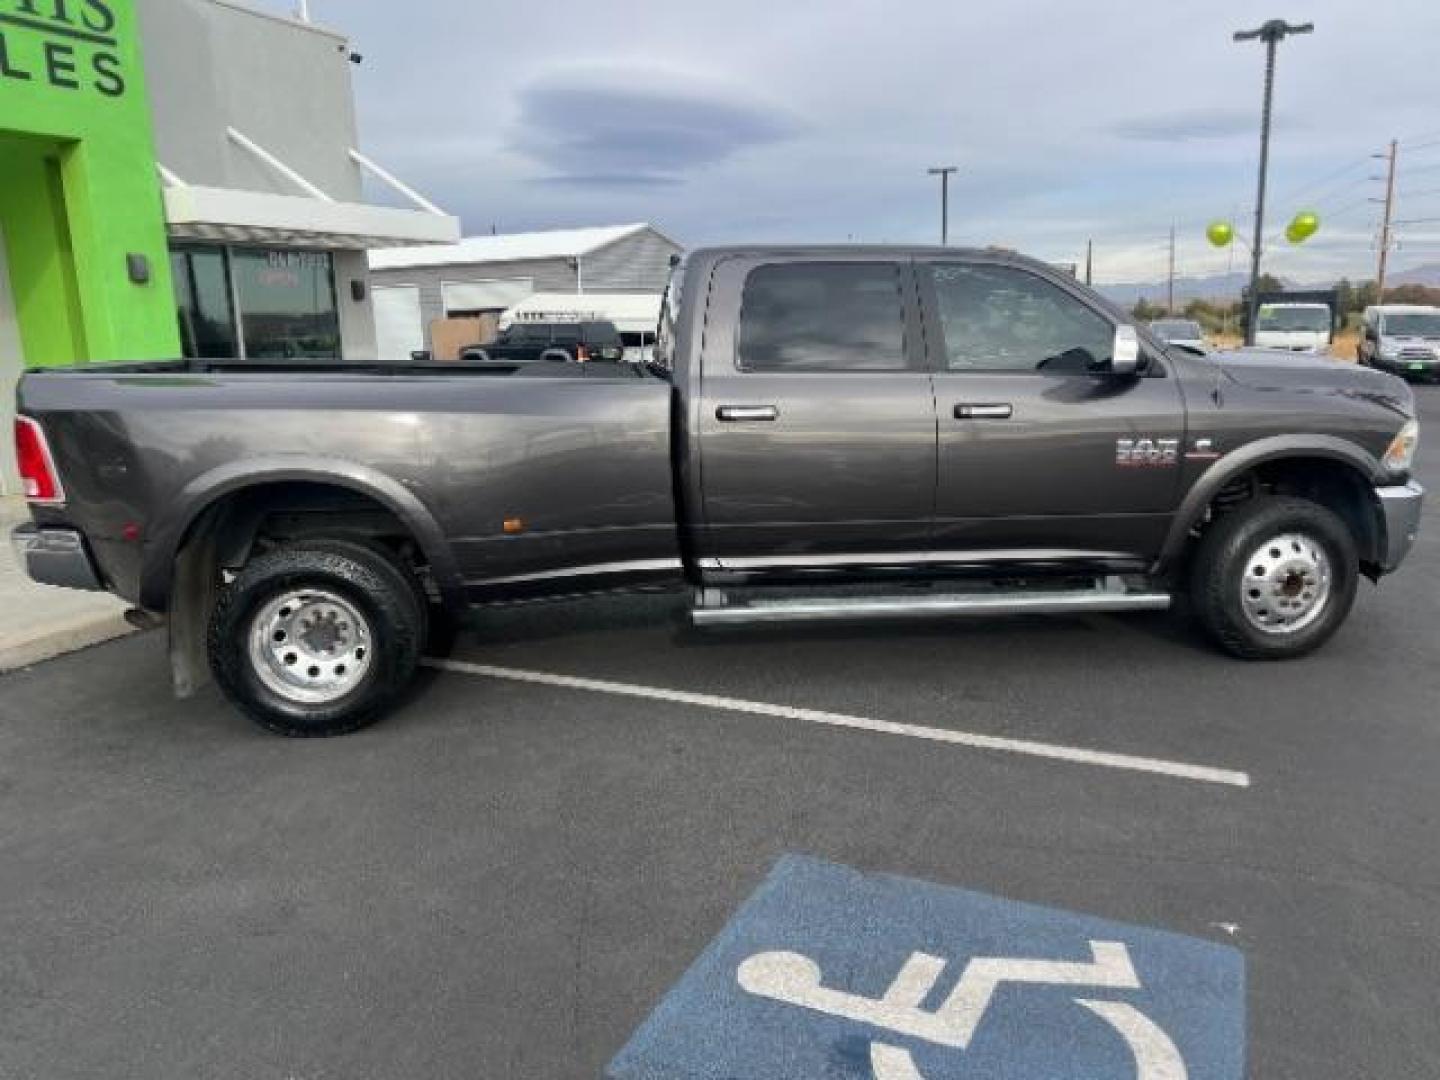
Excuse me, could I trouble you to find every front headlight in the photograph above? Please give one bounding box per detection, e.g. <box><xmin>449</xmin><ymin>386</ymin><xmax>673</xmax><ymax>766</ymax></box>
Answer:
<box><xmin>1380</xmin><ymin>343</ymin><xmax>1401</xmax><ymax>358</ymax></box>
<box><xmin>1383</xmin><ymin>419</ymin><xmax>1419</xmax><ymax>473</ymax></box>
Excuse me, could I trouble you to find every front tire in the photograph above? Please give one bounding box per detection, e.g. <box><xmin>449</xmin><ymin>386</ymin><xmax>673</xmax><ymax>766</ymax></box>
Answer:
<box><xmin>1189</xmin><ymin>496</ymin><xmax>1358</xmax><ymax>659</ymax></box>
<box><xmin>208</xmin><ymin>543</ymin><xmax>425</xmax><ymax>736</ymax></box>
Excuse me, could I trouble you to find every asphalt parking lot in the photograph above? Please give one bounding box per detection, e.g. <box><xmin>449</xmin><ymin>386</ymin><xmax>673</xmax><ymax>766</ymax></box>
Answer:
<box><xmin>3</xmin><ymin>388</ymin><xmax>1439</xmax><ymax>1080</ymax></box>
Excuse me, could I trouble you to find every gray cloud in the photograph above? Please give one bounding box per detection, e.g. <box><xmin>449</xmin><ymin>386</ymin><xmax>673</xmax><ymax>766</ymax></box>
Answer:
<box><xmin>261</xmin><ymin>0</ymin><xmax>1440</xmax><ymax>281</ymax></box>
<box><xmin>1110</xmin><ymin>107</ymin><xmax>1259</xmax><ymax>143</ymax></box>
<box><xmin>535</xmin><ymin>173</ymin><xmax>684</xmax><ymax>188</ymax></box>
<box><xmin>509</xmin><ymin>72</ymin><xmax>800</xmax><ymax>185</ymax></box>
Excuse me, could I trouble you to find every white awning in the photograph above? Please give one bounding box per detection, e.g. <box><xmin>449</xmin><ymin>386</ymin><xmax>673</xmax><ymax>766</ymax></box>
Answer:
<box><xmin>163</xmin><ymin>185</ymin><xmax>460</xmax><ymax>250</ymax></box>
<box><xmin>159</xmin><ymin>136</ymin><xmax>459</xmax><ymax>251</ymax></box>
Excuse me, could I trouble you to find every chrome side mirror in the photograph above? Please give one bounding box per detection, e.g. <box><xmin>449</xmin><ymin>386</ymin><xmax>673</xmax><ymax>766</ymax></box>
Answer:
<box><xmin>1109</xmin><ymin>324</ymin><xmax>1140</xmax><ymax>376</ymax></box>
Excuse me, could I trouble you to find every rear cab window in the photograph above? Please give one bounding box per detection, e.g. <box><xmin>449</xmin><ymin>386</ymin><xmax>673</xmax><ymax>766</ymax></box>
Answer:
<box><xmin>736</xmin><ymin>262</ymin><xmax>909</xmax><ymax>373</ymax></box>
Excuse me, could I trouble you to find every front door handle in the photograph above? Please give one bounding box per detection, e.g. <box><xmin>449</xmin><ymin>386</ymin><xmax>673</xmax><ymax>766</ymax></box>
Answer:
<box><xmin>717</xmin><ymin>405</ymin><xmax>779</xmax><ymax>422</ymax></box>
<box><xmin>955</xmin><ymin>402</ymin><xmax>1013</xmax><ymax>420</ymax></box>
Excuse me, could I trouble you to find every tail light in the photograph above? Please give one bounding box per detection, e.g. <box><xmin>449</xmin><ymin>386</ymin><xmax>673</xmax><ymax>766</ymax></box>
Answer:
<box><xmin>14</xmin><ymin>416</ymin><xmax>65</xmax><ymax>504</ymax></box>
<box><xmin>576</xmin><ymin>344</ymin><xmax>590</xmax><ymax>362</ymax></box>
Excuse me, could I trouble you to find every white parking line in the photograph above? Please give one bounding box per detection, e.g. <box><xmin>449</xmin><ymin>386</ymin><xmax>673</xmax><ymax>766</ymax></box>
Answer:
<box><xmin>424</xmin><ymin>658</ymin><xmax>1252</xmax><ymax>789</ymax></box>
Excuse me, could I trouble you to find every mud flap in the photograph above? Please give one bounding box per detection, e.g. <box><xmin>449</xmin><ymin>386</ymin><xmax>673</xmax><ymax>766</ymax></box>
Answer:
<box><xmin>168</xmin><ymin>526</ymin><xmax>220</xmax><ymax>698</ymax></box>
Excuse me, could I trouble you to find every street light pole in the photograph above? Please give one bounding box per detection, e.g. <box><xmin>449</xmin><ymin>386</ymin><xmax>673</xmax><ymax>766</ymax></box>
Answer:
<box><xmin>1167</xmin><ymin>224</ymin><xmax>1176</xmax><ymax>315</ymax></box>
<box><xmin>1234</xmin><ymin>18</ymin><xmax>1313</xmax><ymax>345</ymax></box>
<box><xmin>928</xmin><ymin>166</ymin><xmax>958</xmax><ymax>245</ymax></box>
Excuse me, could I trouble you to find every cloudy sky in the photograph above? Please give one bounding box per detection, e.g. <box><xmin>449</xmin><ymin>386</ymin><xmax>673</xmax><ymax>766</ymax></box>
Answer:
<box><xmin>262</xmin><ymin>0</ymin><xmax>1440</xmax><ymax>284</ymax></box>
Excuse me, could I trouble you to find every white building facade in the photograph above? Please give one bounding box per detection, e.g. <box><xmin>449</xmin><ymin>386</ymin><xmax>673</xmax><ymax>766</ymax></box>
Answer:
<box><xmin>138</xmin><ymin>0</ymin><xmax>459</xmax><ymax>361</ymax></box>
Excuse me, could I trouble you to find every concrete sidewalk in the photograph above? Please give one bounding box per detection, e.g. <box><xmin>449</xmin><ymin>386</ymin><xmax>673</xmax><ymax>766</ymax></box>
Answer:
<box><xmin>0</xmin><ymin>496</ymin><xmax>134</xmax><ymax>673</ymax></box>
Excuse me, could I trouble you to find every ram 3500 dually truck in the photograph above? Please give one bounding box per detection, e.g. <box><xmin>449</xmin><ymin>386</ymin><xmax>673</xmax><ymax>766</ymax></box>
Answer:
<box><xmin>11</xmin><ymin>247</ymin><xmax>1425</xmax><ymax>736</ymax></box>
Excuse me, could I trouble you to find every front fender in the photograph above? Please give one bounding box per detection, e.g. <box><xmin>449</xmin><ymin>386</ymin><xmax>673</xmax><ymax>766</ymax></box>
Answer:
<box><xmin>1154</xmin><ymin>434</ymin><xmax>1388</xmax><ymax>571</ymax></box>
<box><xmin>140</xmin><ymin>456</ymin><xmax>463</xmax><ymax>611</ymax></box>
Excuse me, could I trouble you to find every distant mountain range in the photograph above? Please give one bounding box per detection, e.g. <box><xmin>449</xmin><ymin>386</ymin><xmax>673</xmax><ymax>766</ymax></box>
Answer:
<box><xmin>1095</xmin><ymin>263</ymin><xmax>1440</xmax><ymax>306</ymax></box>
<box><xmin>1389</xmin><ymin>263</ymin><xmax>1440</xmax><ymax>287</ymax></box>
<box><xmin>1095</xmin><ymin>273</ymin><xmax>1251</xmax><ymax>306</ymax></box>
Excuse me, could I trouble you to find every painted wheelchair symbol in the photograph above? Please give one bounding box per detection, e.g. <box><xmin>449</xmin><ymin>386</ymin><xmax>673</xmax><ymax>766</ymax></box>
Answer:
<box><xmin>737</xmin><ymin>940</ymin><xmax>1187</xmax><ymax>1079</ymax></box>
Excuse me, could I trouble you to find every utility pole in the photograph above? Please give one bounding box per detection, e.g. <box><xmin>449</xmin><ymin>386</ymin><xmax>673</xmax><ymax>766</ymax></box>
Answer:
<box><xmin>1234</xmin><ymin>19</ymin><xmax>1314</xmax><ymax>345</ymax></box>
<box><xmin>1166</xmin><ymin>225</ymin><xmax>1176</xmax><ymax>314</ymax></box>
<box><xmin>927</xmin><ymin>166</ymin><xmax>958</xmax><ymax>245</ymax></box>
<box><xmin>1375</xmin><ymin>138</ymin><xmax>1399</xmax><ymax>303</ymax></box>
<box><xmin>1084</xmin><ymin>239</ymin><xmax>1093</xmax><ymax>285</ymax></box>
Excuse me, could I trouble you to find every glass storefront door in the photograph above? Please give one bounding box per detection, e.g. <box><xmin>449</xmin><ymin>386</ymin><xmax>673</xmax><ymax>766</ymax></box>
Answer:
<box><xmin>232</xmin><ymin>250</ymin><xmax>340</xmax><ymax>359</ymax></box>
<box><xmin>171</xmin><ymin>247</ymin><xmax>237</xmax><ymax>358</ymax></box>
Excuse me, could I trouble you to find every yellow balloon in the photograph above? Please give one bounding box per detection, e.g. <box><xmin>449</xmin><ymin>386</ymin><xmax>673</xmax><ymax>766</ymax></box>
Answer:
<box><xmin>1286</xmin><ymin>211</ymin><xmax>1320</xmax><ymax>244</ymax></box>
<box><xmin>1206</xmin><ymin>221</ymin><xmax>1235</xmax><ymax>248</ymax></box>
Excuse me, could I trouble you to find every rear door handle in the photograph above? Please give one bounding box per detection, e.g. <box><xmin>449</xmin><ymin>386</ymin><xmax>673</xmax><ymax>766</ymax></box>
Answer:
<box><xmin>954</xmin><ymin>402</ymin><xmax>1013</xmax><ymax>420</ymax></box>
<box><xmin>716</xmin><ymin>405</ymin><xmax>779</xmax><ymax>422</ymax></box>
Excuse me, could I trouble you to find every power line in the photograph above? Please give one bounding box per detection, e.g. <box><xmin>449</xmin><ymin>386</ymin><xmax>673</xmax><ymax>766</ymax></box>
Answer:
<box><xmin>1272</xmin><ymin>155</ymin><xmax>1370</xmax><ymax>207</ymax></box>
<box><xmin>1320</xmin><ymin>196</ymin><xmax>1378</xmax><ymax>220</ymax></box>
<box><xmin>1399</xmin><ymin>124</ymin><xmax>1440</xmax><ymax>145</ymax></box>
<box><xmin>1303</xmin><ymin>174</ymin><xmax>1376</xmax><ymax>214</ymax></box>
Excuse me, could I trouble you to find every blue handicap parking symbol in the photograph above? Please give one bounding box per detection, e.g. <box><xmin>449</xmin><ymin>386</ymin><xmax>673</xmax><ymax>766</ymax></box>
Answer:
<box><xmin>609</xmin><ymin>855</ymin><xmax>1244</xmax><ymax>1079</ymax></box>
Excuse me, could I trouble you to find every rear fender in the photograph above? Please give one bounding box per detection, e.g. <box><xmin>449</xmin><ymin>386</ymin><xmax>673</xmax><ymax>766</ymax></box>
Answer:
<box><xmin>141</xmin><ymin>457</ymin><xmax>463</xmax><ymax>612</ymax></box>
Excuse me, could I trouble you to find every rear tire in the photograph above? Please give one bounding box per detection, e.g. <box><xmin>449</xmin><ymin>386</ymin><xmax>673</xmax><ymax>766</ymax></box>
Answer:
<box><xmin>1188</xmin><ymin>496</ymin><xmax>1358</xmax><ymax>660</ymax></box>
<box><xmin>208</xmin><ymin>542</ymin><xmax>426</xmax><ymax>736</ymax></box>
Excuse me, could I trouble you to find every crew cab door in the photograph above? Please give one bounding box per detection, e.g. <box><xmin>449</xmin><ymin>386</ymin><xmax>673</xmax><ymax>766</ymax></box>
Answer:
<box><xmin>918</xmin><ymin>258</ymin><xmax>1185</xmax><ymax>562</ymax></box>
<box><xmin>695</xmin><ymin>255</ymin><xmax>936</xmax><ymax>569</ymax></box>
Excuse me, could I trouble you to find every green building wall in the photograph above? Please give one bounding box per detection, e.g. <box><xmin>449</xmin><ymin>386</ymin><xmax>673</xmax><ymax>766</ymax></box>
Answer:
<box><xmin>0</xmin><ymin>0</ymin><xmax>179</xmax><ymax>366</ymax></box>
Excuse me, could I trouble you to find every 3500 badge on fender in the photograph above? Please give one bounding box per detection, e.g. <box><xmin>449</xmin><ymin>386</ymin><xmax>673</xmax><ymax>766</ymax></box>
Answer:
<box><xmin>1115</xmin><ymin>437</ymin><xmax>1179</xmax><ymax>467</ymax></box>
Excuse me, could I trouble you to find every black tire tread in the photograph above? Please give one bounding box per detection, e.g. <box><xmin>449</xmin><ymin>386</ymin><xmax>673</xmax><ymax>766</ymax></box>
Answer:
<box><xmin>296</xmin><ymin>537</ymin><xmax>429</xmax><ymax>642</ymax></box>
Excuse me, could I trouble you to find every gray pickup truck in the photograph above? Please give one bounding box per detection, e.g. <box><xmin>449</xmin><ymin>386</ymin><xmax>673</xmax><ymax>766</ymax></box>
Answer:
<box><xmin>12</xmin><ymin>246</ymin><xmax>1425</xmax><ymax>736</ymax></box>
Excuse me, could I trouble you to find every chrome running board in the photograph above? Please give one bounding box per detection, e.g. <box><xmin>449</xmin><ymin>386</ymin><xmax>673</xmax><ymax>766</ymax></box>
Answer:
<box><xmin>690</xmin><ymin>582</ymin><xmax>1171</xmax><ymax>627</ymax></box>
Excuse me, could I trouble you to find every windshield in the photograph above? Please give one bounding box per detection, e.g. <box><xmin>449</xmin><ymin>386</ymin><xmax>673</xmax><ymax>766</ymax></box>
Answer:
<box><xmin>499</xmin><ymin>324</ymin><xmax>552</xmax><ymax>344</ymax></box>
<box><xmin>1150</xmin><ymin>320</ymin><xmax>1203</xmax><ymax>340</ymax></box>
<box><xmin>1257</xmin><ymin>306</ymin><xmax>1330</xmax><ymax>332</ymax></box>
<box><xmin>1382</xmin><ymin>312</ymin><xmax>1440</xmax><ymax>337</ymax></box>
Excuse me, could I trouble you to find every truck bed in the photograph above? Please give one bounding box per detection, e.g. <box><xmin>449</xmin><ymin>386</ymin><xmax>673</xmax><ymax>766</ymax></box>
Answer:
<box><xmin>18</xmin><ymin>363</ymin><xmax>679</xmax><ymax>610</ymax></box>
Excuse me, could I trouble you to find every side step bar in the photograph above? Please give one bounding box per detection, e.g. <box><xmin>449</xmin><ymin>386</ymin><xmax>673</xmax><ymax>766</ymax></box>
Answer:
<box><xmin>691</xmin><ymin>585</ymin><xmax>1172</xmax><ymax>627</ymax></box>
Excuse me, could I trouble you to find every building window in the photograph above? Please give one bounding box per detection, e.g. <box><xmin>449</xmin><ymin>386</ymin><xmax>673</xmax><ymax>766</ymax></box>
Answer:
<box><xmin>170</xmin><ymin>245</ymin><xmax>341</xmax><ymax>360</ymax></box>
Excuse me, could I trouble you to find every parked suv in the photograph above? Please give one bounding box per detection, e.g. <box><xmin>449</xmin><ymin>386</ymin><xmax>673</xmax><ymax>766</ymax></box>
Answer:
<box><xmin>1359</xmin><ymin>305</ymin><xmax>1440</xmax><ymax>381</ymax></box>
<box><xmin>459</xmin><ymin>320</ymin><xmax>625</xmax><ymax>366</ymax></box>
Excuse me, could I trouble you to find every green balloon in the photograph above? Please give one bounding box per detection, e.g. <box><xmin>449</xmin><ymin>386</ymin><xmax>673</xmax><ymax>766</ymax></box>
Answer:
<box><xmin>1206</xmin><ymin>221</ymin><xmax>1235</xmax><ymax>248</ymax></box>
<box><xmin>1286</xmin><ymin>211</ymin><xmax>1320</xmax><ymax>244</ymax></box>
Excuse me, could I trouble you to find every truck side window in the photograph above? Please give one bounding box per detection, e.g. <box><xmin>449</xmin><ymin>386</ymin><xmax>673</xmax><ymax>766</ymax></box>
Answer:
<box><xmin>738</xmin><ymin>262</ymin><xmax>907</xmax><ymax>372</ymax></box>
<box><xmin>928</xmin><ymin>263</ymin><xmax>1113</xmax><ymax>374</ymax></box>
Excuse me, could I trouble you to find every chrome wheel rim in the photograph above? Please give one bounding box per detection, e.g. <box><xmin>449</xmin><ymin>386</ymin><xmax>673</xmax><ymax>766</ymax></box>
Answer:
<box><xmin>1239</xmin><ymin>532</ymin><xmax>1332</xmax><ymax>635</ymax></box>
<box><xmin>248</xmin><ymin>589</ymin><xmax>372</xmax><ymax>704</ymax></box>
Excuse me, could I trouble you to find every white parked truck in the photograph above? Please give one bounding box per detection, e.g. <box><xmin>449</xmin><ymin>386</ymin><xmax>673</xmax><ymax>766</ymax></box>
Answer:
<box><xmin>1254</xmin><ymin>302</ymin><xmax>1334</xmax><ymax>353</ymax></box>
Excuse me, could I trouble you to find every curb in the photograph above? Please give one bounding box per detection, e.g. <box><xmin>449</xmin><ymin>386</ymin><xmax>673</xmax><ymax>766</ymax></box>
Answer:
<box><xmin>0</xmin><ymin>611</ymin><xmax>138</xmax><ymax>674</ymax></box>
